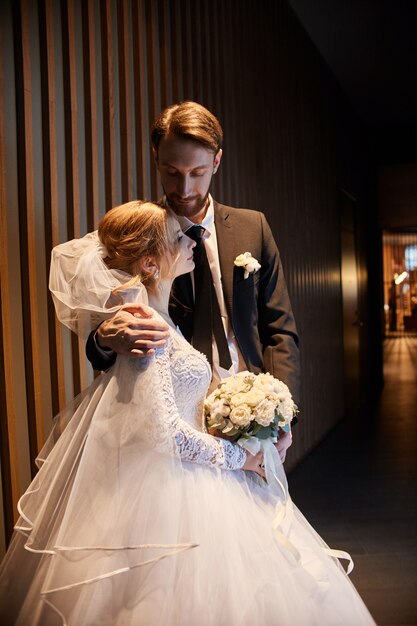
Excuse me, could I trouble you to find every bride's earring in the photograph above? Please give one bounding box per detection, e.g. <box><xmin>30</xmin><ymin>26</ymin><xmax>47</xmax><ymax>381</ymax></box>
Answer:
<box><xmin>154</xmin><ymin>268</ymin><xmax>160</xmax><ymax>280</ymax></box>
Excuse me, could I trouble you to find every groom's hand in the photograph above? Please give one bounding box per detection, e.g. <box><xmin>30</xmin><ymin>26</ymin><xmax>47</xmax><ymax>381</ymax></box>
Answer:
<box><xmin>96</xmin><ymin>304</ymin><xmax>170</xmax><ymax>357</ymax></box>
<box><xmin>274</xmin><ymin>429</ymin><xmax>293</xmax><ymax>463</ymax></box>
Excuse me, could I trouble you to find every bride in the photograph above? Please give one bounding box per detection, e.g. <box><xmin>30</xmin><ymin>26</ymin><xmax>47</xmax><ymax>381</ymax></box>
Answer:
<box><xmin>0</xmin><ymin>201</ymin><xmax>375</xmax><ymax>625</ymax></box>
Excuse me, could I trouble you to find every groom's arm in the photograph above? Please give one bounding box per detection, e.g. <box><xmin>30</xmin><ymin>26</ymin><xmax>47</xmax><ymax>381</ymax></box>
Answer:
<box><xmin>86</xmin><ymin>305</ymin><xmax>170</xmax><ymax>371</ymax></box>
<box><xmin>86</xmin><ymin>329</ymin><xmax>117</xmax><ymax>371</ymax></box>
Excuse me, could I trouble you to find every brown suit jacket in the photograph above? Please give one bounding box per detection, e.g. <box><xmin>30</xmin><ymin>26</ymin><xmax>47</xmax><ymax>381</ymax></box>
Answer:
<box><xmin>170</xmin><ymin>201</ymin><xmax>300</xmax><ymax>405</ymax></box>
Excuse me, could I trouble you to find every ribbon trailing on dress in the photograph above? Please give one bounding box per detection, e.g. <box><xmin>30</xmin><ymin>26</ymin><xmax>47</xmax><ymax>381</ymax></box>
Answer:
<box><xmin>238</xmin><ymin>437</ymin><xmax>354</xmax><ymax>575</ymax></box>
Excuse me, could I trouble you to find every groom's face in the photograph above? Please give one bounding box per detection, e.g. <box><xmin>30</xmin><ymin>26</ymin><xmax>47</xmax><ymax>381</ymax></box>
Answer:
<box><xmin>154</xmin><ymin>133</ymin><xmax>222</xmax><ymax>223</ymax></box>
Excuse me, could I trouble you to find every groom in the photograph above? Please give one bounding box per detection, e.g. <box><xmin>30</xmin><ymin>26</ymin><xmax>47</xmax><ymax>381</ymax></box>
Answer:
<box><xmin>86</xmin><ymin>102</ymin><xmax>300</xmax><ymax>460</ymax></box>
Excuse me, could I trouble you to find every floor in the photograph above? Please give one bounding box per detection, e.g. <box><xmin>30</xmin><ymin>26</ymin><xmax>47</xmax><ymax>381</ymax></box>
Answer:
<box><xmin>289</xmin><ymin>337</ymin><xmax>417</xmax><ymax>626</ymax></box>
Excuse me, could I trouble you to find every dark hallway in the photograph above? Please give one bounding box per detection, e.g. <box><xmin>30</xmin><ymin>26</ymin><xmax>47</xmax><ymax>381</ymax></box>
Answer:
<box><xmin>289</xmin><ymin>337</ymin><xmax>417</xmax><ymax>625</ymax></box>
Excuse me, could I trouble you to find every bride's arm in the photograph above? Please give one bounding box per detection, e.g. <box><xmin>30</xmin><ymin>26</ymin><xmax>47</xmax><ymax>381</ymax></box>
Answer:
<box><xmin>154</xmin><ymin>343</ymin><xmax>264</xmax><ymax>474</ymax></box>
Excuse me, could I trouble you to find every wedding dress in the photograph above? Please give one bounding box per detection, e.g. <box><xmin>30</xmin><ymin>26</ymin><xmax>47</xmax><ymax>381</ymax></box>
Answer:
<box><xmin>0</xmin><ymin>233</ymin><xmax>375</xmax><ymax>625</ymax></box>
<box><xmin>0</xmin><ymin>321</ymin><xmax>375</xmax><ymax>625</ymax></box>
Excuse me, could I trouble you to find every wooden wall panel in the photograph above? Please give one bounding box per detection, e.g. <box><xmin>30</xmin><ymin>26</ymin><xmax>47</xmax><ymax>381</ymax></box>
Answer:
<box><xmin>100</xmin><ymin>0</ymin><xmax>118</xmax><ymax>210</ymax></box>
<box><xmin>0</xmin><ymin>0</ymin><xmax>373</xmax><ymax>553</ymax></box>
<box><xmin>82</xmin><ymin>0</ymin><xmax>100</xmax><ymax>231</ymax></box>
<box><xmin>131</xmin><ymin>0</ymin><xmax>151</xmax><ymax>200</ymax></box>
<box><xmin>158</xmin><ymin>0</ymin><xmax>173</xmax><ymax>110</ymax></box>
<box><xmin>61</xmin><ymin>0</ymin><xmax>91</xmax><ymax>397</ymax></box>
<box><xmin>15</xmin><ymin>0</ymin><xmax>46</xmax><ymax>473</ymax></box>
<box><xmin>117</xmin><ymin>0</ymin><xmax>134</xmax><ymax>202</ymax></box>
<box><xmin>39</xmin><ymin>0</ymin><xmax>67</xmax><ymax>417</ymax></box>
<box><xmin>1</xmin><ymin>0</ymin><xmax>32</xmax><ymax>545</ymax></box>
<box><xmin>0</xmin><ymin>44</ymin><xmax>20</xmax><ymax>542</ymax></box>
<box><xmin>145</xmin><ymin>0</ymin><xmax>161</xmax><ymax>199</ymax></box>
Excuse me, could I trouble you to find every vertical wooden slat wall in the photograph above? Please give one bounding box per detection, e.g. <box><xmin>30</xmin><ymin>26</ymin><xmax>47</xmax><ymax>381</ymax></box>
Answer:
<box><xmin>39</xmin><ymin>0</ymin><xmax>66</xmax><ymax>418</ymax></box>
<box><xmin>0</xmin><ymin>5</ymin><xmax>21</xmax><ymax>549</ymax></box>
<box><xmin>0</xmin><ymin>0</ymin><xmax>370</xmax><ymax>549</ymax></box>
<box><xmin>82</xmin><ymin>0</ymin><xmax>100</xmax><ymax>232</ymax></box>
<box><xmin>15</xmin><ymin>0</ymin><xmax>47</xmax><ymax>475</ymax></box>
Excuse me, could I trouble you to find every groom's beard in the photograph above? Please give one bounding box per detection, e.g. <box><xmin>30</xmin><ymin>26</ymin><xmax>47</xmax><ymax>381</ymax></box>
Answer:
<box><xmin>164</xmin><ymin>190</ymin><xmax>210</xmax><ymax>220</ymax></box>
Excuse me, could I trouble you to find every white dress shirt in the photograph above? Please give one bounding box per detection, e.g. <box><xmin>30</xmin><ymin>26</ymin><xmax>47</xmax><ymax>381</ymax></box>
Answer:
<box><xmin>172</xmin><ymin>195</ymin><xmax>246</xmax><ymax>387</ymax></box>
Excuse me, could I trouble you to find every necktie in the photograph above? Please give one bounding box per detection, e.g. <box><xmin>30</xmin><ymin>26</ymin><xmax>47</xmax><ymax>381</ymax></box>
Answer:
<box><xmin>186</xmin><ymin>225</ymin><xmax>232</xmax><ymax>369</ymax></box>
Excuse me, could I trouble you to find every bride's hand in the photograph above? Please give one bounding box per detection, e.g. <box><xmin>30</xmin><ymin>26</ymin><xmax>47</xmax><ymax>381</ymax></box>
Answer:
<box><xmin>96</xmin><ymin>305</ymin><xmax>170</xmax><ymax>357</ymax></box>
<box><xmin>242</xmin><ymin>450</ymin><xmax>265</xmax><ymax>478</ymax></box>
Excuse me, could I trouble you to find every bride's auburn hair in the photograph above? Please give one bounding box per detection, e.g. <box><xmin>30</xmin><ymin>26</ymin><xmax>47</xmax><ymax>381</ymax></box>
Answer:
<box><xmin>98</xmin><ymin>200</ymin><xmax>179</xmax><ymax>290</ymax></box>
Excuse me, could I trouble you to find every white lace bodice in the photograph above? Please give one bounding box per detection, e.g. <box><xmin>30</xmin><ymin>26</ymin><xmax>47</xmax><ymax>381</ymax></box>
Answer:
<box><xmin>167</xmin><ymin>329</ymin><xmax>209</xmax><ymax>432</ymax></box>
<box><xmin>145</xmin><ymin>324</ymin><xmax>246</xmax><ymax>471</ymax></box>
<box><xmin>115</xmin><ymin>318</ymin><xmax>246</xmax><ymax>471</ymax></box>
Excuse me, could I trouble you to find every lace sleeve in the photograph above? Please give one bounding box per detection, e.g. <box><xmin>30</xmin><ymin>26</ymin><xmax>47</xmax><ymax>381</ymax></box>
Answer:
<box><xmin>154</xmin><ymin>343</ymin><xmax>247</xmax><ymax>471</ymax></box>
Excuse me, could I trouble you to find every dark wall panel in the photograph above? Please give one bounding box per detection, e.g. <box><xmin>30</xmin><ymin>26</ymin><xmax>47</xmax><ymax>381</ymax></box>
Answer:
<box><xmin>0</xmin><ymin>0</ymin><xmax>370</xmax><ymax>548</ymax></box>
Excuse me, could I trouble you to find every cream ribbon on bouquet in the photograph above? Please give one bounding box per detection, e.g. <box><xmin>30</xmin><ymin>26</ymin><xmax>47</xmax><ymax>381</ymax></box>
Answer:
<box><xmin>239</xmin><ymin>435</ymin><xmax>301</xmax><ymax>565</ymax></box>
<box><xmin>205</xmin><ymin>371</ymin><xmax>354</xmax><ymax>575</ymax></box>
<box><xmin>239</xmin><ymin>436</ymin><xmax>354</xmax><ymax>575</ymax></box>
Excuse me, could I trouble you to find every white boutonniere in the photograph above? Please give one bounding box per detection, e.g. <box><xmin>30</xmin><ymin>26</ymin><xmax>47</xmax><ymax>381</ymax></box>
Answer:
<box><xmin>234</xmin><ymin>252</ymin><xmax>261</xmax><ymax>279</ymax></box>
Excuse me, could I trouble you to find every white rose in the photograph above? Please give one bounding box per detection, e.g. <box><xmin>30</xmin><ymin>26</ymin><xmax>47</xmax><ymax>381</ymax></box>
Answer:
<box><xmin>229</xmin><ymin>404</ymin><xmax>252</xmax><ymax>427</ymax></box>
<box><xmin>277</xmin><ymin>399</ymin><xmax>296</xmax><ymax>424</ymax></box>
<box><xmin>229</xmin><ymin>392</ymin><xmax>248</xmax><ymax>407</ymax></box>
<box><xmin>276</xmin><ymin>391</ymin><xmax>292</xmax><ymax>404</ymax></box>
<box><xmin>233</xmin><ymin>253</ymin><xmax>249</xmax><ymax>267</ymax></box>
<box><xmin>273</xmin><ymin>380</ymin><xmax>291</xmax><ymax>396</ymax></box>
<box><xmin>221</xmin><ymin>374</ymin><xmax>248</xmax><ymax>394</ymax></box>
<box><xmin>254</xmin><ymin>373</ymin><xmax>278</xmax><ymax>392</ymax></box>
<box><xmin>230</xmin><ymin>388</ymin><xmax>265</xmax><ymax>408</ymax></box>
<box><xmin>244</xmin><ymin>388</ymin><xmax>266</xmax><ymax>407</ymax></box>
<box><xmin>244</xmin><ymin>258</ymin><xmax>261</xmax><ymax>274</ymax></box>
<box><xmin>234</xmin><ymin>252</ymin><xmax>261</xmax><ymax>279</ymax></box>
<box><xmin>253</xmin><ymin>399</ymin><xmax>276</xmax><ymax>427</ymax></box>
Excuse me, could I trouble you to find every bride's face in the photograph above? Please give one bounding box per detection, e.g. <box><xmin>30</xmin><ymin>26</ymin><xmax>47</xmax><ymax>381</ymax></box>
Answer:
<box><xmin>169</xmin><ymin>224</ymin><xmax>196</xmax><ymax>279</ymax></box>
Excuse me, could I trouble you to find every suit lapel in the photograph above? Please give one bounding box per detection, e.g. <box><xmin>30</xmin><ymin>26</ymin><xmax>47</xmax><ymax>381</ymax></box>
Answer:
<box><xmin>214</xmin><ymin>202</ymin><xmax>235</xmax><ymax>319</ymax></box>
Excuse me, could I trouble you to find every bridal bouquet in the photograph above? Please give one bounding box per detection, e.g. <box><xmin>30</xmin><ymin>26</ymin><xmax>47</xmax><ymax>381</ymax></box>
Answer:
<box><xmin>204</xmin><ymin>371</ymin><xmax>297</xmax><ymax>443</ymax></box>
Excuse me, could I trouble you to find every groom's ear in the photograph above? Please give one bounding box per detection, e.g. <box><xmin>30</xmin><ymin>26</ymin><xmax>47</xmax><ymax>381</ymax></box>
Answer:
<box><xmin>152</xmin><ymin>147</ymin><xmax>159</xmax><ymax>167</ymax></box>
<box><xmin>213</xmin><ymin>149</ymin><xmax>222</xmax><ymax>174</ymax></box>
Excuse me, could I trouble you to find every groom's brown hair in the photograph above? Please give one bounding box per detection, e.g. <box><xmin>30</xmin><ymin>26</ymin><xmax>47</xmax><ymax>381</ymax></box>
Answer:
<box><xmin>151</xmin><ymin>101</ymin><xmax>223</xmax><ymax>154</ymax></box>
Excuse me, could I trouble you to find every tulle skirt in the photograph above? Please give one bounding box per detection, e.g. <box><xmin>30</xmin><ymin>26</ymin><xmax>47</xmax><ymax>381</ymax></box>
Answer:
<box><xmin>0</xmin><ymin>368</ymin><xmax>375</xmax><ymax>626</ymax></box>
